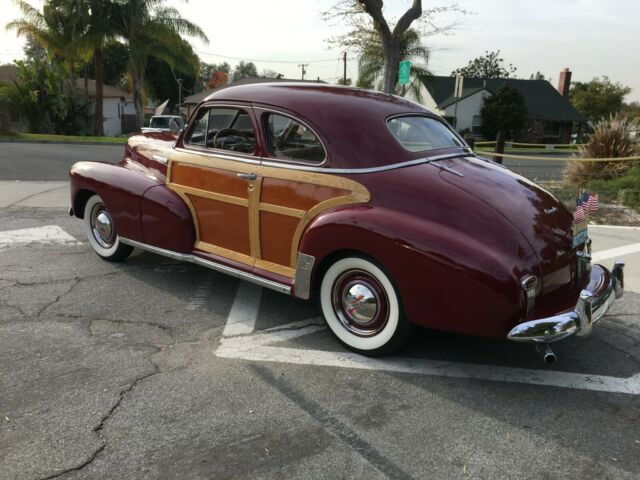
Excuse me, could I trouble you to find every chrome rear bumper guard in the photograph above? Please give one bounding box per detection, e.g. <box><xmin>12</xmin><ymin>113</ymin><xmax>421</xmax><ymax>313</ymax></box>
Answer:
<box><xmin>507</xmin><ymin>261</ymin><xmax>625</xmax><ymax>343</ymax></box>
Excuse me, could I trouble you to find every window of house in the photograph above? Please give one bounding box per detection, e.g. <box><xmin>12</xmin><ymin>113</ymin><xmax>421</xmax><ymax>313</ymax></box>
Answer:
<box><xmin>387</xmin><ymin>115</ymin><xmax>464</xmax><ymax>152</ymax></box>
<box><xmin>185</xmin><ymin>107</ymin><xmax>256</xmax><ymax>154</ymax></box>
<box><xmin>264</xmin><ymin>113</ymin><xmax>325</xmax><ymax>163</ymax></box>
<box><xmin>471</xmin><ymin>115</ymin><xmax>483</xmax><ymax>135</ymax></box>
<box><xmin>544</xmin><ymin>122</ymin><xmax>561</xmax><ymax>137</ymax></box>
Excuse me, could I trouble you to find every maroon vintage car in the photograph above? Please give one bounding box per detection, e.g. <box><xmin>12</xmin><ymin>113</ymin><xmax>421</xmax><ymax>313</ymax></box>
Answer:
<box><xmin>69</xmin><ymin>83</ymin><xmax>624</xmax><ymax>360</ymax></box>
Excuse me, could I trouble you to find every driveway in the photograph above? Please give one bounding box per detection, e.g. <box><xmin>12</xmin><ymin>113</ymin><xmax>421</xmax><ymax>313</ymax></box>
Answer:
<box><xmin>1</xmin><ymin>182</ymin><xmax>640</xmax><ymax>479</ymax></box>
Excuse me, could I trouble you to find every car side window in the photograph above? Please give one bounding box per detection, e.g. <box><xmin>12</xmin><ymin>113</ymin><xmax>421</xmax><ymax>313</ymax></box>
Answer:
<box><xmin>265</xmin><ymin>113</ymin><xmax>325</xmax><ymax>163</ymax></box>
<box><xmin>185</xmin><ymin>107</ymin><xmax>256</xmax><ymax>154</ymax></box>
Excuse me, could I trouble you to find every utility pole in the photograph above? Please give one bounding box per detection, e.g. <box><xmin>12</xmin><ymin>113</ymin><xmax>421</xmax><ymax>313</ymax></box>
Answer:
<box><xmin>298</xmin><ymin>63</ymin><xmax>308</xmax><ymax>80</ymax></box>
<box><xmin>343</xmin><ymin>52</ymin><xmax>347</xmax><ymax>85</ymax></box>
<box><xmin>177</xmin><ymin>78</ymin><xmax>183</xmax><ymax>115</ymax></box>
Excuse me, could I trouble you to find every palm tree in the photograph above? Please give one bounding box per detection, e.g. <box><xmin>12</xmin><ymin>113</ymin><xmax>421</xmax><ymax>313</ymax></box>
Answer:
<box><xmin>7</xmin><ymin>1</ymin><xmax>87</xmax><ymax>114</ymax></box>
<box><xmin>114</xmin><ymin>0</ymin><xmax>208</xmax><ymax>128</ymax></box>
<box><xmin>7</xmin><ymin>0</ymin><xmax>117</xmax><ymax>136</ymax></box>
<box><xmin>356</xmin><ymin>27</ymin><xmax>431</xmax><ymax>102</ymax></box>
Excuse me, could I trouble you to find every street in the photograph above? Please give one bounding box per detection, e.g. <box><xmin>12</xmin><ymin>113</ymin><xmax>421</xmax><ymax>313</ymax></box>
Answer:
<box><xmin>1</xmin><ymin>143</ymin><xmax>640</xmax><ymax>480</ymax></box>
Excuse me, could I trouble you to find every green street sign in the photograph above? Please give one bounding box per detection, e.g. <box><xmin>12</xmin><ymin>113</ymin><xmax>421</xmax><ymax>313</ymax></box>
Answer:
<box><xmin>398</xmin><ymin>60</ymin><xmax>411</xmax><ymax>85</ymax></box>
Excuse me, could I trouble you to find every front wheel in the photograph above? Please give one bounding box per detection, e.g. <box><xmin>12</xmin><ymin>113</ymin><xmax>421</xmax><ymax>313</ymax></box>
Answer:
<box><xmin>84</xmin><ymin>195</ymin><xmax>133</xmax><ymax>262</ymax></box>
<box><xmin>319</xmin><ymin>256</ymin><xmax>412</xmax><ymax>356</ymax></box>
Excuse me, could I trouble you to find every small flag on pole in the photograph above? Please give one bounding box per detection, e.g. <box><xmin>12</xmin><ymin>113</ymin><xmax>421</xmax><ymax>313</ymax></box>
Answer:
<box><xmin>587</xmin><ymin>193</ymin><xmax>599</xmax><ymax>213</ymax></box>
<box><xmin>573</xmin><ymin>200</ymin><xmax>586</xmax><ymax>223</ymax></box>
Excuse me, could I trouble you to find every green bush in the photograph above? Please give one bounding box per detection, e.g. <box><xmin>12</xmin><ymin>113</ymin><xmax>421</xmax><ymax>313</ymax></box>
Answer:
<box><xmin>587</xmin><ymin>165</ymin><xmax>640</xmax><ymax>211</ymax></box>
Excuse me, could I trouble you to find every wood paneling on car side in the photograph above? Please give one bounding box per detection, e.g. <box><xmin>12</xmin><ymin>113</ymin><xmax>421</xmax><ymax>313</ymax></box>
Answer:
<box><xmin>166</xmin><ymin>149</ymin><xmax>370</xmax><ymax>278</ymax></box>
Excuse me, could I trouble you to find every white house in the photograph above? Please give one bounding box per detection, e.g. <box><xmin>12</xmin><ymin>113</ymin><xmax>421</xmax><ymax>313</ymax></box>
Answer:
<box><xmin>77</xmin><ymin>79</ymin><xmax>137</xmax><ymax>136</ymax></box>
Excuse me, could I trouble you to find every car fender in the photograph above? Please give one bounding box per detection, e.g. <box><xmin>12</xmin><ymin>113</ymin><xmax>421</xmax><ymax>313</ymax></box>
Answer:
<box><xmin>299</xmin><ymin>205</ymin><xmax>527</xmax><ymax>337</ymax></box>
<box><xmin>70</xmin><ymin>160</ymin><xmax>165</xmax><ymax>242</ymax></box>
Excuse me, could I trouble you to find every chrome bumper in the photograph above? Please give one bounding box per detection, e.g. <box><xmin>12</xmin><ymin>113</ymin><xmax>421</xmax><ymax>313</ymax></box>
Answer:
<box><xmin>507</xmin><ymin>261</ymin><xmax>625</xmax><ymax>343</ymax></box>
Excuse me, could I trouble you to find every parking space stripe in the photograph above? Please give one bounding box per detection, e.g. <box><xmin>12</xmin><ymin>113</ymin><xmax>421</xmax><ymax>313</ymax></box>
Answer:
<box><xmin>218</xmin><ymin>337</ymin><xmax>640</xmax><ymax>395</ymax></box>
<box><xmin>591</xmin><ymin>242</ymin><xmax>640</xmax><ymax>262</ymax></box>
<box><xmin>222</xmin><ymin>282</ymin><xmax>263</xmax><ymax>337</ymax></box>
<box><xmin>0</xmin><ymin>225</ymin><xmax>80</xmax><ymax>249</ymax></box>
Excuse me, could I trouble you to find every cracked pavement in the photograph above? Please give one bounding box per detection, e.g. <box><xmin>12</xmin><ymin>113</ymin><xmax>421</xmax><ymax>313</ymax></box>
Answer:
<box><xmin>1</xmin><ymin>204</ymin><xmax>640</xmax><ymax>478</ymax></box>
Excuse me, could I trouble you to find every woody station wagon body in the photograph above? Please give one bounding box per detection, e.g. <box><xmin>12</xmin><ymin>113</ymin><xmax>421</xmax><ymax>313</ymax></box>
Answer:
<box><xmin>69</xmin><ymin>83</ymin><xmax>624</xmax><ymax>358</ymax></box>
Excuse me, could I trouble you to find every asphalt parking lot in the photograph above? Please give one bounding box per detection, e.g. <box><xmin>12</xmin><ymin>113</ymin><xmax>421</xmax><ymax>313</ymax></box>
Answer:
<box><xmin>1</xmin><ymin>148</ymin><xmax>640</xmax><ymax>479</ymax></box>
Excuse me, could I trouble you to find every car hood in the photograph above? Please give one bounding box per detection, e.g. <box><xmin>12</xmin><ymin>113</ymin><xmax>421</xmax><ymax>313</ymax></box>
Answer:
<box><xmin>437</xmin><ymin>155</ymin><xmax>576</xmax><ymax>292</ymax></box>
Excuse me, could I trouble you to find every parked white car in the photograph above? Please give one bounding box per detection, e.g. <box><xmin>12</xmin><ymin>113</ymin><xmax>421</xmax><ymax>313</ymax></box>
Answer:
<box><xmin>142</xmin><ymin>115</ymin><xmax>185</xmax><ymax>134</ymax></box>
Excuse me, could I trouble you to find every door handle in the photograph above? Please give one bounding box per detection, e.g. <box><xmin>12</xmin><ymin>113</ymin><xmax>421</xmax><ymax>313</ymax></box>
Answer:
<box><xmin>236</xmin><ymin>172</ymin><xmax>257</xmax><ymax>181</ymax></box>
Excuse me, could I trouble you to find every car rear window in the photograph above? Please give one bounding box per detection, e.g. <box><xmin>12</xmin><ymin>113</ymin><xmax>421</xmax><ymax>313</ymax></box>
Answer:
<box><xmin>387</xmin><ymin>116</ymin><xmax>464</xmax><ymax>152</ymax></box>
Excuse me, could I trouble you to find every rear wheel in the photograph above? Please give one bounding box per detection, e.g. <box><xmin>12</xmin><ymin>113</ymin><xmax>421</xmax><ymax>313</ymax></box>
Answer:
<box><xmin>84</xmin><ymin>195</ymin><xmax>133</xmax><ymax>262</ymax></box>
<box><xmin>319</xmin><ymin>256</ymin><xmax>412</xmax><ymax>356</ymax></box>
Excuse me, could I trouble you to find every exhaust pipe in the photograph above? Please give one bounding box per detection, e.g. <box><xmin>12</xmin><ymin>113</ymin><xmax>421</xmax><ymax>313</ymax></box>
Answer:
<box><xmin>535</xmin><ymin>343</ymin><xmax>557</xmax><ymax>364</ymax></box>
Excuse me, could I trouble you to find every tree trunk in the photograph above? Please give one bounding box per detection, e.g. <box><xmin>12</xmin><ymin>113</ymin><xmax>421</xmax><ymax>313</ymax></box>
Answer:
<box><xmin>382</xmin><ymin>38</ymin><xmax>400</xmax><ymax>94</ymax></box>
<box><xmin>133</xmin><ymin>73</ymin><xmax>144</xmax><ymax>130</ymax></box>
<box><xmin>94</xmin><ymin>47</ymin><xmax>104</xmax><ymax>136</ymax></box>
<box><xmin>84</xmin><ymin>64</ymin><xmax>90</xmax><ymax>131</ymax></box>
<box><xmin>495</xmin><ymin>130</ymin><xmax>505</xmax><ymax>164</ymax></box>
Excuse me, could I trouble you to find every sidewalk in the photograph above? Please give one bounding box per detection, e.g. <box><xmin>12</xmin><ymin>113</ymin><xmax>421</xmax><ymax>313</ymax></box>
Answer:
<box><xmin>0</xmin><ymin>181</ymin><xmax>69</xmax><ymax>208</ymax></box>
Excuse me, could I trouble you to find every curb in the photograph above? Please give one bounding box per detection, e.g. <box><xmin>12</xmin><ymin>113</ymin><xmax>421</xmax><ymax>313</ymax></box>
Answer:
<box><xmin>0</xmin><ymin>138</ymin><xmax>126</xmax><ymax>146</ymax></box>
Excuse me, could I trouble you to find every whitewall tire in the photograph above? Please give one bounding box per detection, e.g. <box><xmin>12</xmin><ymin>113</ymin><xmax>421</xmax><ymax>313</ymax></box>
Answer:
<box><xmin>320</xmin><ymin>256</ymin><xmax>412</xmax><ymax>356</ymax></box>
<box><xmin>84</xmin><ymin>195</ymin><xmax>133</xmax><ymax>262</ymax></box>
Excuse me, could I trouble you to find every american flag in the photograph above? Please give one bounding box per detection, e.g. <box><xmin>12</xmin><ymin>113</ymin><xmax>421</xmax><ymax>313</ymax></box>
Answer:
<box><xmin>573</xmin><ymin>200</ymin><xmax>586</xmax><ymax>223</ymax></box>
<box><xmin>587</xmin><ymin>193</ymin><xmax>599</xmax><ymax>213</ymax></box>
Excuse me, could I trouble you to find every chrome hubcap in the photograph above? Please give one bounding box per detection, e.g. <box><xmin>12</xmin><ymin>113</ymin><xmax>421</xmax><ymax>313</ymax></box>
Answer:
<box><xmin>91</xmin><ymin>204</ymin><xmax>116</xmax><ymax>248</ymax></box>
<box><xmin>342</xmin><ymin>283</ymin><xmax>378</xmax><ymax>324</ymax></box>
<box><xmin>332</xmin><ymin>269</ymin><xmax>389</xmax><ymax>337</ymax></box>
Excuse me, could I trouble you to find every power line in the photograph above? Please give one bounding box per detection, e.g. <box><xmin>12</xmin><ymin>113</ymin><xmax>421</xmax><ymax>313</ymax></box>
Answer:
<box><xmin>196</xmin><ymin>50</ymin><xmax>341</xmax><ymax>64</ymax></box>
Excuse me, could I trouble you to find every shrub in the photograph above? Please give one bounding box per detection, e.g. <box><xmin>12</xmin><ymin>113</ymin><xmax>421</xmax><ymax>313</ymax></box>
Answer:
<box><xmin>565</xmin><ymin>114</ymin><xmax>639</xmax><ymax>185</ymax></box>
<box><xmin>587</xmin><ymin>165</ymin><xmax>640</xmax><ymax>212</ymax></box>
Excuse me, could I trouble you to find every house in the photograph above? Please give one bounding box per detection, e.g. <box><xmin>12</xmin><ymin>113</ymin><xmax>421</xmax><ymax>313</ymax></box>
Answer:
<box><xmin>0</xmin><ymin>64</ymin><xmax>136</xmax><ymax>136</ymax></box>
<box><xmin>181</xmin><ymin>77</ymin><xmax>326</xmax><ymax>119</ymax></box>
<box><xmin>407</xmin><ymin>68</ymin><xmax>586</xmax><ymax>143</ymax></box>
<box><xmin>75</xmin><ymin>79</ymin><xmax>137</xmax><ymax>136</ymax></box>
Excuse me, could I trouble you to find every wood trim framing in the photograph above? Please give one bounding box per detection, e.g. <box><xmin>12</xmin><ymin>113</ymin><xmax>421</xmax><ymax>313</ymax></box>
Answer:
<box><xmin>166</xmin><ymin>151</ymin><xmax>370</xmax><ymax>279</ymax></box>
<box><xmin>248</xmin><ymin>177</ymin><xmax>263</xmax><ymax>260</ymax></box>
<box><xmin>259</xmin><ymin>203</ymin><xmax>305</xmax><ymax>219</ymax></box>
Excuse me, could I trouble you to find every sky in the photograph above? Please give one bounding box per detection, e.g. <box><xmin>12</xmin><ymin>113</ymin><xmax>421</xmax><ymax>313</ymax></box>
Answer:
<box><xmin>1</xmin><ymin>0</ymin><xmax>639</xmax><ymax>101</ymax></box>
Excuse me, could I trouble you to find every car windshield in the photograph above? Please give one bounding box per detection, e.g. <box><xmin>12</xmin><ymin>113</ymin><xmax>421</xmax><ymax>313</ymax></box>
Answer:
<box><xmin>387</xmin><ymin>116</ymin><xmax>464</xmax><ymax>152</ymax></box>
<box><xmin>150</xmin><ymin>117</ymin><xmax>182</xmax><ymax>128</ymax></box>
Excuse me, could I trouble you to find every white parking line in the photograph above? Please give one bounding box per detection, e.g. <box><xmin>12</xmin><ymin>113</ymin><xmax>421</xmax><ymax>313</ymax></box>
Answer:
<box><xmin>217</xmin><ymin>335</ymin><xmax>640</xmax><ymax>395</ymax></box>
<box><xmin>0</xmin><ymin>225</ymin><xmax>80</xmax><ymax>249</ymax></box>
<box><xmin>591</xmin><ymin>242</ymin><xmax>640</xmax><ymax>262</ymax></box>
<box><xmin>216</xmin><ymin>280</ymin><xmax>640</xmax><ymax>395</ymax></box>
<box><xmin>222</xmin><ymin>282</ymin><xmax>263</xmax><ymax>337</ymax></box>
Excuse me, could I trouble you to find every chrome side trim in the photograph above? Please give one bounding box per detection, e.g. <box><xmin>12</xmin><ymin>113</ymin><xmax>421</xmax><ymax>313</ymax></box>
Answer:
<box><xmin>119</xmin><ymin>238</ymin><xmax>292</xmax><ymax>295</ymax></box>
<box><xmin>174</xmin><ymin>147</ymin><xmax>261</xmax><ymax>165</ymax></box>
<box><xmin>507</xmin><ymin>261</ymin><xmax>624</xmax><ymax>343</ymax></box>
<box><xmin>293</xmin><ymin>252</ymin><xmax>315</xmax><ymax>300</ymax></box>
<box><xmin>261</xmin><ymin>151</ymin><xmax>475</xmax><ymax>174</ymax></box>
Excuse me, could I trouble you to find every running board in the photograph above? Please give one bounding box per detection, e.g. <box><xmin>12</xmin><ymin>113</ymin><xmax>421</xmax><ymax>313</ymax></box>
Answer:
<box><xmin>120</xmin><ymin>237</ymin><xmax>292</xmax><ymax>295</ymax></box>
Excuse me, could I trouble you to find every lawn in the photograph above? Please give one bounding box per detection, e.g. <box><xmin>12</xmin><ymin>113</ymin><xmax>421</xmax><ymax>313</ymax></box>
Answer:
<box><xmin>0</xmin><ymin>132</ymin><xmax>127</xmax><ymax>144</ymax></box>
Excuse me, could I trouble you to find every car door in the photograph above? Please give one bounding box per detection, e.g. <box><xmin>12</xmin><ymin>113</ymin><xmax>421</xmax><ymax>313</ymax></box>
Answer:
<box><xmin>166</xmin><ymin>104</ymin><xmax>261</xmax><ymax>268</ymax></box>
<box><xmin>255</xmin><ymin>109</ymin><xmax>370</xmax><ymax>278</ymax></box>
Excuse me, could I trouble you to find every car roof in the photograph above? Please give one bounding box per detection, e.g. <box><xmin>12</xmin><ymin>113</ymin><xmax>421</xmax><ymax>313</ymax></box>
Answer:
<box><xmin>202</xmin><ymin>83</ymin><xmax>440</xmax><ymax>169</ymax></box>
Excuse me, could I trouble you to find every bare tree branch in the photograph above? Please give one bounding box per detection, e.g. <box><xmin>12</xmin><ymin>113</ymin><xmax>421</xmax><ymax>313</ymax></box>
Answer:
<box><xmin>392</xmin><ymin>0</ymin><xmax>422</xmax><ymax>37</ymax></box>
